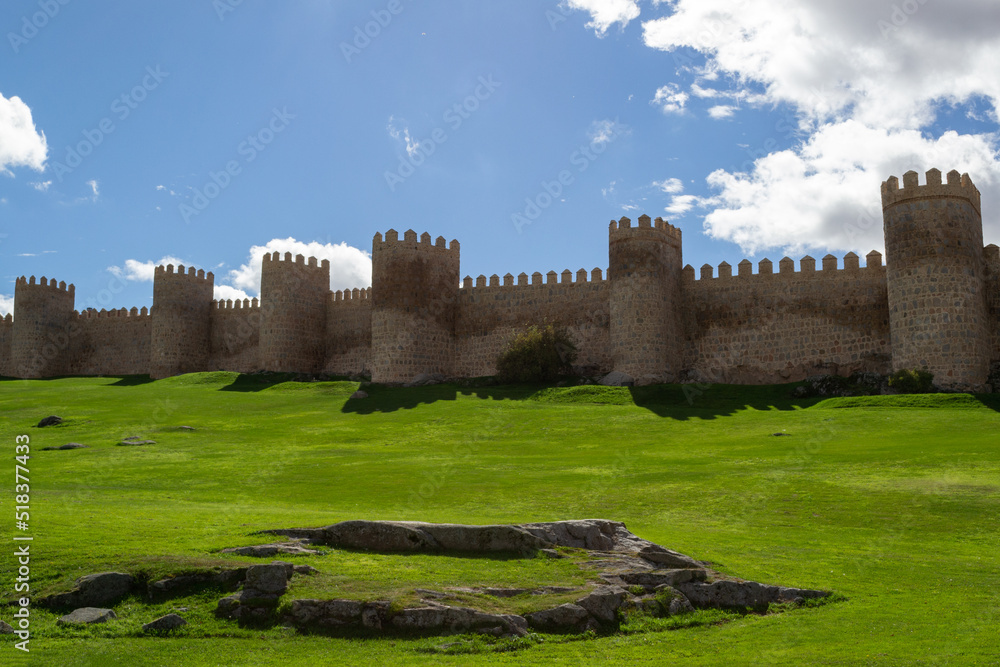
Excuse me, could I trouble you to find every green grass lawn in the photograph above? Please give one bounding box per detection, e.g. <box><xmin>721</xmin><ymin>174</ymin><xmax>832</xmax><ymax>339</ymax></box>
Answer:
<box><xmin>1</xmin><ymin>373</ymin><xmax>998</xmax><ymax>665</ymax></box>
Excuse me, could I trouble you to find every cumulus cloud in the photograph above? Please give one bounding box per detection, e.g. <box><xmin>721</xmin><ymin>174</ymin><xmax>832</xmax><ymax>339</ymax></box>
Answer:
<box><xmin>0</xmin><ymin>93</ymin><xmax>47</xmax><ymax>174</ymax></box>
<box><xmin>707</xmin><ymin>105</ymin><xmax>735</xmax><ymax>119</ymax></box>
<box><xmin>701</xmin><ymin>121</ymin><xmax>1000</xmax><ymax>254</ymax></box>
<box><xmin>30</xmin><ymin>181</ymin><xmax>51</xmax><ymax>192</ymax></box>
<box><xmin>630</xmin><ymin>0</ymin><xmax>1000</xmax><ymax>253</ymax></box>
<box><xmin>564</xmin><ymin>0</ymin><xmax>640</xmax><ymax>36</ymax></box>
<box><xmin>214</xmin><ymin>285</ymin><xmax>252</xmax><ymax>303</ymax></box>
<box><xmin>0</xmin><ymin>294</ymin><xmax>12</xmax><ymax>317</ymax></box>
<box><xmin>665</xmin><ymin>194</ymin><xmax>700</xmax><ymax>216</ymax></box>
<box><xmin>108</xmin><ymin>256</ymin><xmax>188</xmax><ymax>282</ymax></box>
<box><xmin>653</xmin><ymin>178</ymin><xmax>684</xmax><ymax>194</ymax></box>
<box><xmin>642</xmin><ymin>0</ymin><xmax>1000</xmax><ymax>129</ymax></box>
<box><xmin>651</xmin><ymin>84</ymin><xmax>688</xmax><ymax>114</ymax></box>
<box><xmin>225</xmin><ymin>238</ymin><xmax>372</xmax><ymax>296</ymax></box>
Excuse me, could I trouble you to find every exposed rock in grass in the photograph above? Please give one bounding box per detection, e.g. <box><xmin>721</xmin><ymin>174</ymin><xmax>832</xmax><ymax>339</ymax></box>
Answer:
<box><xmin>148</xmin><ymin>568</ymin><xmax>246</xmax><ymax>597</ymax></box>
<box><xmin>675</xmin><ymin>580</ymin><xmax>829</xmax><ymax>609</ymax></box>
<box><xmin>118</xmin><ymin>438</ymin><xmax>156</xmax><ymax>446</ymax></box>
<box><xmin>350</xmin><ymin>390</ymin><xmax>368</xmax><ymax>399</ymax></box>
<box><xmin>37</xmin><ymin>415</ymin><xmax>63</xmax><ymax>427</ymax></box>
<box><xmin>524</xmin><ymin>603</ymin><xmax>593</xmax><ymax>632</ymax></box>
<box><xmin>57</xmin><ymin>608</ymin><xmax>116</xmax><ymax>625</ymax></box>
<box><xmin>40</xmin><ymin>572</ymin><xmax>135</xmax><ymax>609</ymax></box>
<box><xmin>263</xmin><ymin>519</ymin><xmax>703</xmax><ymax>567</ymax></box>
<box><xmin>620</xmin><ymin>568</ymin><xmax>707</xmax><ymax>589</ymax></box>
<box><xmin>42</xmin><ymin>443</ymin><xmax>89</xmax><ymax>451</ymax></box>
<box><xmin>215</xmin><ymin>563</ymin><xmax>291</xmax><ymax>624</ymax></box>
<box><xmin>178</xmin><ymin>426</ymin><xmax>196</xmax><ymax>430</ymax></box>
<box><xmin>405</xmin><ymin>373</ymin><xmax>447</xmax><ymax>387</ymax></box>
<box><xmin>220</xmin><ymin>542</ymin><xmax>320</xmax><ymax>557</ymax></box>
<box><xmin>0</xmin><ymin>620</ymin><xmax>14</xmax><ymax>634</ymax></box>
<box><xmin>142</xmin><ymin>613</ymin><xmax>187</xmax><ymax>633</ymax></box>
<box><xmin>575</xmin><ymin>585</ymin><xmax>628</xmax><ymax>623</ymax></box>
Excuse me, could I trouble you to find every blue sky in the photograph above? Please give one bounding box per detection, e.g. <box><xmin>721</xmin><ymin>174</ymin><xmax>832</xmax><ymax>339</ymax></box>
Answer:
<box><xmin>2</xmin><ymin>0</ymin><xmax>999</xmax><ymax>315</ymax></box>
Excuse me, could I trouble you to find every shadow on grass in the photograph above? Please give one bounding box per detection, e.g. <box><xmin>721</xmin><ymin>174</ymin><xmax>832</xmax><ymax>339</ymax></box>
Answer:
<box><xmin>108</xmin><ymin>375</ymin><xmax>156</xmax><ymax>387</ymax></box>
<box><xmin>341</xmin><ymin>381</ymin><xmax>823</xmax><ymax>419</ymax></box>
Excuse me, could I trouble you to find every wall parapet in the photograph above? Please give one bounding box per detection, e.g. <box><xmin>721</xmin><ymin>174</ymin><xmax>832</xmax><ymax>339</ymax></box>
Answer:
<box><xmin>78</xmin><ymin>307</ymin><xmax>150</xmax><ymax>319</ymax></box>
<box><xmin>881</xmin><ymin>168</ymin><xmax>981</xmax><ymax>215</ymax></box>
<box><xmin>683</xmin><ymin>251</ymin><xmax>884</xmax><ymax>282</ymax></box>
<box><xmin>460</xmin><ymin>267</ymin><xmax>605</xmax><ymax>291</ymax></box>
<box><xmin>331</xmin><ymin>287</ymin><xmax>371</xmax><ymax>304</ymax></box>
<box><xmin>213</xmin><ymin>298</ymin><xmax>260</xmax><ymax>311</ymax></box>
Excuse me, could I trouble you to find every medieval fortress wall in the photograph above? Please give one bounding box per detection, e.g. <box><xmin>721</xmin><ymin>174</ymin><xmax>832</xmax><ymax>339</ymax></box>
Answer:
<box><xmin>1</xmin><ymin>169</ymin><xmax>998</xmax><ymax>390</ymax></box>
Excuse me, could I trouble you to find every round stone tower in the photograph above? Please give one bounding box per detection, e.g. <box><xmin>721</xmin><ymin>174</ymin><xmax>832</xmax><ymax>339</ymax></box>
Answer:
<box><xmin>608</xmin><ymin>215</ymin><xmax>684</xmax><ymax>382</ymax></box>
<box><xmin>370</xmin><ymin>229</ymin><xmax>460</xmax><ymax>384</ymax></box>
<box><xmin>882</xmin><ymin>168</ymin><xmax>990</xmax><ymax>390</ymax></box>
<box><xmin>259</xmin><ymin>252</ymin><xmax>330</xmax><ymax>373</ymax></box>
<box><xmin>11</xmin><ymin>276</ymin><xmax>76</xmax><ymax>378</ymax></box>
<box><xmin>150</xmin><ymin>264</ymin><xmax>214</xmax><ymax>379</ymax></box>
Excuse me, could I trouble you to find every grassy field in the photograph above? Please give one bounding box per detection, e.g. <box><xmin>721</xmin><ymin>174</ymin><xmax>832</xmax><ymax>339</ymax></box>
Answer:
<box><xmin>1</xmin><ymin>373</ymin><xmax>998</xmax><ymax>665</ymax></box>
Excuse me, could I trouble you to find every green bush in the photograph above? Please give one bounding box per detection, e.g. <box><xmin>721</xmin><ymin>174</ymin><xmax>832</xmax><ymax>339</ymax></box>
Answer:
<box><xmin>495</xmin><ymin>325</ymin><xmax>577</xmax><ymax>384</ymax></box>
<box><xmin>888</xmin><ymin>369</ymin><xmax>935</xmax><ymax>394</ymax></box>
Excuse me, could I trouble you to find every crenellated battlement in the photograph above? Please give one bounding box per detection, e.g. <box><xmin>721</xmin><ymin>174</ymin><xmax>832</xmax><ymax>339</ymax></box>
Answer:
<box><xmin>683</xmin><ymin>251</ymin><xmax>884</xmax><ymax>282</ymax></box>
<box><xmin>331</xmin><ymin>287</ymin><xmax>372</xmax><ymax>304</ymax></box>
<box><xmin>461</xmin><ymin>267</ymin><xmax>606</xmax><ymax>290</ymax></box>
<box><xmin>154</xmin><ymin>264</ymin><xmax>214</xmax><ymax>283</ymax></box>
<box><xmin>608</xmin><ymin>215</ymin><xmax>682</xmax><ymax>247</ymax></box>
<box><xmin>213</xmin><ymin>298</ymin><xmax>260</xmax><ymax>311</ymax></box>
<box><xmin>77</xmin><ymin>307</ymin><xmax>150</xmax><ymax>319</ymax></box>
<box><xmin>262</xmin><ymin>251</ymin><xmax>331</xmax><ymax>273</ymax></box>
<box><xmin>15</xmin><ymin>275</ymin><xmax>75</xmax><ymax>296</ymax></box>
<box><xmin>881</xmin><ymin>168</ymin><xmax>981</xmax><ymax>215</ymax></box>
<box><xmin>374</xmin><ymin>229</ymin><xmax>460</xmax><ymax>255</ymax></box>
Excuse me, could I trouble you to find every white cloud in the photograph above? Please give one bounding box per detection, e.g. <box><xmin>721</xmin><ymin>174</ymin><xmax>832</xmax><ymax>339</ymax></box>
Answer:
<box><xmin>587</xmin><ymin>119</ymin><xmax>629</xmax><ymax>144</ymax></box>
<box><xmin>108</xmin><ymin>256</ymin><xmax>188</xmax><ymax>282</ymax></box>
<box><xmin>0</xmin><ymin>294</ymin><xmax>12</xmax><ymax>317</ymax></box>
<box><xmin>701</xmin><ymin>121</ymin><xmax>1000</xmax><ymax>254</ymax></box>
<box><xmin>563</xmin><ymin>0</ymin><xmax>640</xmax><ymax>36</ymax></box>
<box><xmin>86</xmin><ymin>179</ymin><xmax>100</xmax><ymax>198</ymax></box>
<box><xmin>651</xmin><ymin>84</ymin><xmax>688</xmax><ymax>114</ymax></box>
<box><xmin>654</xmin><ymin>177</ymin><xmax>684</xmax><ymax>194</ymax></box>
<box><xmin>30</xmin><ymin>181</ymin><xmax>51</xmax><ymax>192</ymax></box>
<box><xmin>0</xmin><ymin>93</ymin><xmax>47</xmax><ymax>174</ymax></box>
<box><xmin>214</xmin><ymin>285</ymin><xmax>252</xmax><ymax>303</ymax></box>
<box><xmin>707</xmin><ymin>105</ymin><xmax>736</xmax><ymax>119</ymax></box>
<box><xmin>631</xmin><ymin>0</ymin><xmax>1000</xmax><ymax>253</ymax></box>
<box><xmin>387</xmin><ymin>115</ymin><xmax>420</xmax><ymax>158</ymax></box>
<box><xmin>665</xmin><ymin>194</ymin><xmax>699</xmax><ymax>216</ymax></box>
<box><xmin>642</xmin><ymin>0</ymin><xmax>1000</xmax><ymax>130</ymax></box>
<box><xmin>225</xmin><ymin>238</ymin><xmax>372</xmax><ymax>296</ymax></box>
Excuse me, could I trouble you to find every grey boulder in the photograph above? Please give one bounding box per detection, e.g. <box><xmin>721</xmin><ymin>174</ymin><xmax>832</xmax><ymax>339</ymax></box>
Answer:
<box><xmin>142</xmin><ymin>614</ymin><xmax>187</xmax><ymax>632</ymax></box>
<box><xmin>41</xmin><ymin>572</ymin><xmax>135</xmax><ymax>609</ymax></box>
<box><xmin>57</xmin><ymin>608</ymin><xmax>117</xmax><ymax>625</ymax></box>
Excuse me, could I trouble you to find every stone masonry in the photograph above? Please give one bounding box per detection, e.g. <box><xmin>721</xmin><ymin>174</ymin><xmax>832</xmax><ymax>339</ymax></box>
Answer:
<box><xmin>1</xmin><ymin>169</ymin><xmax>997</xmax><ymax>390</ymax></box>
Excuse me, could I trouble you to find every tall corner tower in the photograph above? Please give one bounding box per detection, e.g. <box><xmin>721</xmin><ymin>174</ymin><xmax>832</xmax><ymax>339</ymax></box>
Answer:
<box><xmin>608</xmin><ymin>214</ymin><xmax>684</xmax><ymax>381</ymax></box>
<box><xmin>259</xmin><ymin>252</ymin><xmax>331</xmax><ymax>373</ymax></box>
<box><xmin>370</xmin><ymin>229</ymin><xmax>460</xmax><ymax>383</ymax></box>
<box><xmin>150</xmin><ymin>264</ymin><xmax>214</xmax><ymax>379</ymax></box>
<box><xmin>11</xmin><ymin>276</ymin><xmax>76</xmax><ymax>378</ymax></box>
<box><xmin>882</xmin><ymin>168</ymin><xmax>990</xmax><ymax>390</ymax></box>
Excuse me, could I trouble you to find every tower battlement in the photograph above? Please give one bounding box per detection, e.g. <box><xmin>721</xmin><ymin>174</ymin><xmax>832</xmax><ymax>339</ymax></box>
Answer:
<box><xmin>881</xmin><ymin>168</ymin><xmax>981</xmax><ymax>215</ymax></box>
<box><xmin>262</xmin><ymin>251</ymin><xmax>331</xmax><ymax>273</ymax></box>
<box><xmin>608</xmin><ymin>215</ymin><xmax>682</xmax><ymax>247</ymax></box>
<box><xmin>154</xmin><ymin>264</ymin><xmax>214</xmax><ymax>283</ymax></box>
<box><xmin>373</xmin><ymin>229</ymin><xmax>460</xmax><ymax>255</ymax></box>
<box><xmin>16</xmin><ymin>275</ymin><xmax>75</xmax><ymax>295</ymax></box>
<box><xmin>683</xmin><ymin>251</ymin><xmax>884</xmax><ymax>281</ymax></box>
